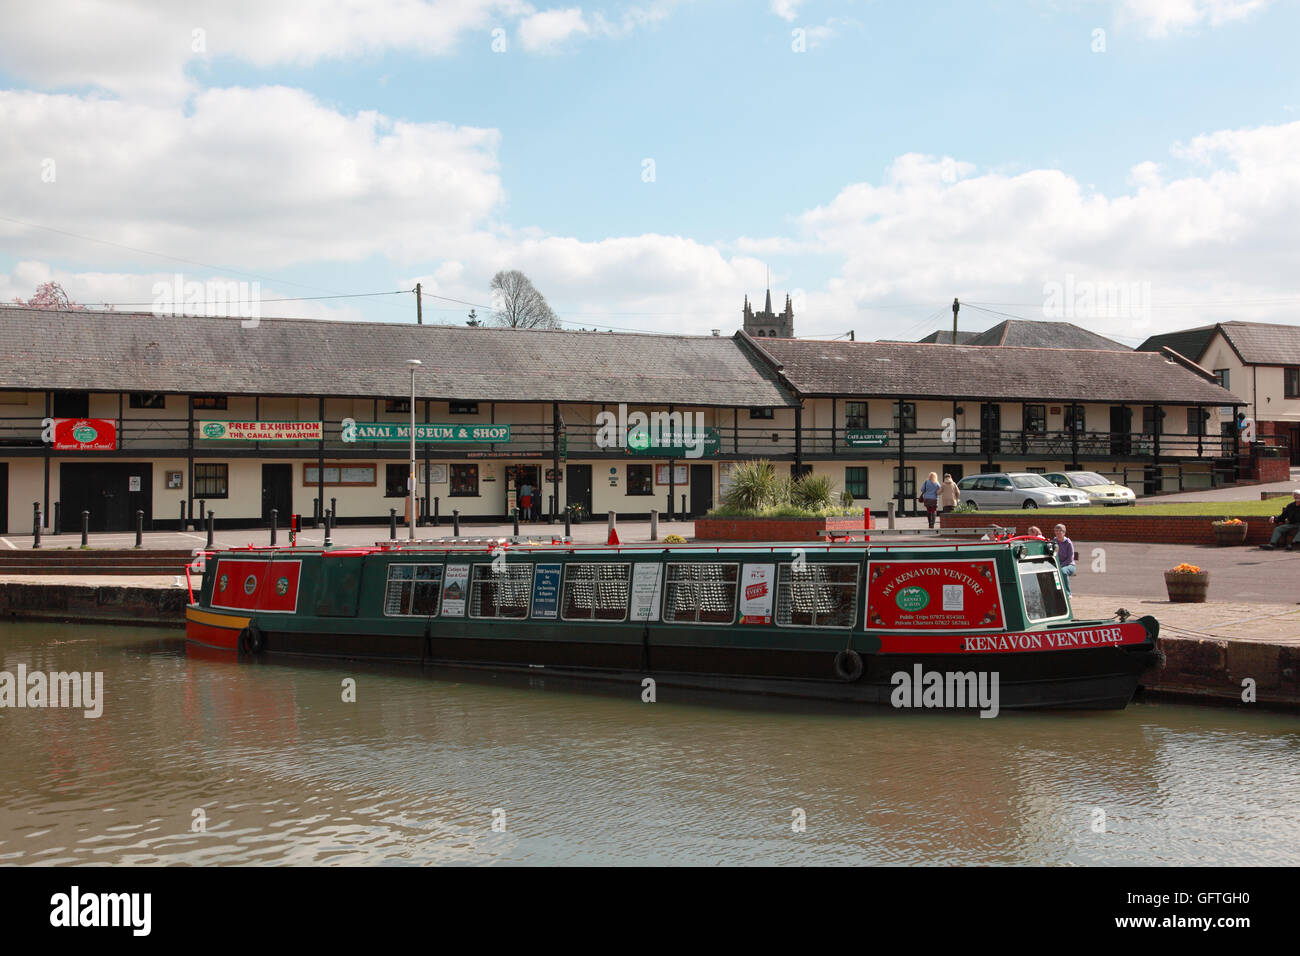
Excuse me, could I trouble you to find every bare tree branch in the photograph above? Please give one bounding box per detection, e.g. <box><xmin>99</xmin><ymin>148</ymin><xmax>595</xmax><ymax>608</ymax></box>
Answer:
<box><xmin>490</xmin><ymin>270</ymin><xmax>559</xmax><ymax>329</ymax></box>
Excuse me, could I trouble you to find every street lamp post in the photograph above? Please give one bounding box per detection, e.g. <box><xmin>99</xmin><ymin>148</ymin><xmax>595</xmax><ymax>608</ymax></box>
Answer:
<box><xmin>407</xmin><ymin>359</ymin><xmax>422</xmax><ymax>541</ymax></box>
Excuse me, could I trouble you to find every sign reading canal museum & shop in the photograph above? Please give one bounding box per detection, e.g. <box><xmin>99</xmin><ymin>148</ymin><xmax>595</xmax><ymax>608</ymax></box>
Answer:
<box><xmin>867</xmin><ymin>559</ymin><xmax>1004</xmax><ymax>631</ymax></box>
<box><xmin>200</xmin><ymin>421</ymin><xmax>322</xmax><ymax>441</ymax></box>
<box><xmin>346</xmin><ymin>422</ymin><xmax>510</xmax><ymax>443</ymax></box>
<box><xmin>52</xmin><ymin>418</ymin><xmax>117</xmax><ymax>450</ymax></box>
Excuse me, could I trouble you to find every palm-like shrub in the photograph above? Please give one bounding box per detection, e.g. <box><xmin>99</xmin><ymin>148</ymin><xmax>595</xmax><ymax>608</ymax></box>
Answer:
<box><xmin>723</xmin><ymin>459</ymin><xmax>780</xmax><ymax>511</ymax></box>
<box><xmin>792</xmin><ymin>474</ymin><xmax>836</xmax><ymax>510</ymax></box>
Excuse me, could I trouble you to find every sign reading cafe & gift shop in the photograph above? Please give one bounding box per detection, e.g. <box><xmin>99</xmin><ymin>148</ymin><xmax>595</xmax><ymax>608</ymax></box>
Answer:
<box><xmin>200</xmin><ymin>421</ymin><xmax>322</xmax><ymax>441</ymax></box>
<box><xmin>343</xmin><ymin>421</ymin><xmax>511</xmax><ymax>443</ymax></box>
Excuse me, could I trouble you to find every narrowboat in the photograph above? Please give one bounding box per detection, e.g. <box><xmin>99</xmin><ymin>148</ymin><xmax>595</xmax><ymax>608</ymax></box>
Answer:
<box><xmin>183</xmin><ymin>536</ymin><xmax>1160</xmax><ymax>711</ymax></box>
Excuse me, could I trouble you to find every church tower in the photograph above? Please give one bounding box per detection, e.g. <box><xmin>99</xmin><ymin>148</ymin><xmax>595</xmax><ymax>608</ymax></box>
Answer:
<box><xmin>742</xmin><ymin>288</ymin><xmax>794</xmax><ymax>338</ymax></box>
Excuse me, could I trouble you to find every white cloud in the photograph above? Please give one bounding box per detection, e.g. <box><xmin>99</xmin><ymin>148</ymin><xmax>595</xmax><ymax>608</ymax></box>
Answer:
<box><xmin>1114</xmin><ymin>0</ymin><xmax>1273</xmax><ymax>37</ymax></box>
<box><xmin>0</xmin><ymin>0</ymin><xmax>686</xmax><ymax>100</ymax></box>
<box><xmin>770</xmin><ymin>0</ymin><xmax>809</xmax><ymax>21</ymax></box>
<box><xmin>0</xmin><ymin>88</ymin><xmax>503</xmax><ymax>270</ymax></box>
<box><xmin>518</xmin><ymin>7</ymin><xmax>591</xmax><ymax>51</ymax></box>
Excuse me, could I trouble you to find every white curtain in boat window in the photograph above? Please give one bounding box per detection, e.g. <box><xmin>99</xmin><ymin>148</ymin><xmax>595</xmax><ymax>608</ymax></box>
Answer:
<box><xmin>383</xmin><ymin>563</ymin><xmax>443</xmax><ymax>617</ymax></box>
<box><xmin>561</xmin><ymin>563</ymin><xmax>631</xmax><ymax>621</ymax></box>
<box><xmin>470</xmin><ymin>563</ymin><xmax>534</xmax><ymax>618</ymax></box>
<box><xmin>663</xmin><ymin>563</ymin><xmax>738</xmax><ymax>624</ymax></box>
<box><xmin>775</xmin><ymin>563</ymin><xmax>858</xmax><ymax>628</ymax></box>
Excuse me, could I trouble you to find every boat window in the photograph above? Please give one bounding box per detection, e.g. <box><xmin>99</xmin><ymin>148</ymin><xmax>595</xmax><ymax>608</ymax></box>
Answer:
<box><xmin>663</xmin><ymin>563</ymin><xmax>739</xmax><ymax>625</ymax></box>
<box><xmin>470</xmin><ymin>563</ymin><xmax>534</xmax><ymax>619</ymax></box>
<box><xmin>1019</xmin><ymin>559</ymin><xmax>1068</xmax><ymax>622</ymax></box>
<box><xmin>775</xmin><ymin>563</ymin><xmax>859</xmax><ymax>628</ymax></box>
<box><xmin>561</xmin><ymin>563</ymin><xmax>631</xmax><ymax>621</ymax></box>
<box><xmin>384</xmin><ymin>563</ymin><xmax>443</xmax><ymax>617</ymax></box>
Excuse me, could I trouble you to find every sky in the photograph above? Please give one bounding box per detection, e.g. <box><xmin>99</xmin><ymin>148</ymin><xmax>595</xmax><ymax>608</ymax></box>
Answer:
<box><xmin>1</xmin><ymin>0</ymin><xmax>1297</xmax><ymax>346</ymax></box>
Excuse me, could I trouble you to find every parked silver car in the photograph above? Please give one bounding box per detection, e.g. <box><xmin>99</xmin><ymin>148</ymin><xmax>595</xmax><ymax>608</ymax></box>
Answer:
<box><xmin>956</xmin><ymin>472</ymin><xmax>1091</xmax><ymax>510</ymax></box>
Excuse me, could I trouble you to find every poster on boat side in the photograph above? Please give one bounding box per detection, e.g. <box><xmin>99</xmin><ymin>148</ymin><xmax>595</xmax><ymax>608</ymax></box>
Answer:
<box><xmin>442</xmin><ymin>563</ymin><xmax>469</xmax><ymax>617</ymax></box>
<box><xmin>739</xmin><ymin>563</ymin><xmax>775</xmax><ymax>624</ymax></box>
<box><xmin>531</xmin><ymin>563</ymin><xmax>561</xmax><ymax>619</ymax></box>
<box><xmin>866</xmin><ymin>559</ymin><xmax>1004</xmax><ymax>631</ymax></box>
<box><xmin>630</xmin><ymin>563</ymin><xmax>663</xmax><ymax>621</ymax></box>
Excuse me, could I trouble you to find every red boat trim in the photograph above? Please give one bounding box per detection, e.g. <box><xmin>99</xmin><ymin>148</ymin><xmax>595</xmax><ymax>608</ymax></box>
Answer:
<box><xmin>874</xmin><ymin>620</ymin><xmax>1150</xmax><ymax>654</ymax></box>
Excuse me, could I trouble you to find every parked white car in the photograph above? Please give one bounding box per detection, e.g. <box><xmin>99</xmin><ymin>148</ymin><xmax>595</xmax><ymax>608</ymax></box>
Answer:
<box><xmin>956</xmin><ymin>472</ymin><xmax>1091</xmax><ymax>510</ymax></box>
<box><xmin>1042</xmin><ymin>471</ymin><xmax>1136</xmax><ymax>506</ymax></box>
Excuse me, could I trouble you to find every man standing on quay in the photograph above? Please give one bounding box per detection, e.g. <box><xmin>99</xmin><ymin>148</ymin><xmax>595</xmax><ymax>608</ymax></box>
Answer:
<box><xmin>1260</xmin><ymin>490</ymin><xmax>1300</xmax><ymax>550</ymax></box>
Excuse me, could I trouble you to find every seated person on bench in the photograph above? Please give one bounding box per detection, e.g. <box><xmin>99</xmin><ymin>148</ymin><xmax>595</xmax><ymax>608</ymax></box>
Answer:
<box><xmin>1261</xmin><ymin>490</ymin><xmax>1300</xmax><ymax>550</ymax></box>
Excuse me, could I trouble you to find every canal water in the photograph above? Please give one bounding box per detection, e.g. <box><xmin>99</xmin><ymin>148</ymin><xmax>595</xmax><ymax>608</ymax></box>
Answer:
<box><xmin>1</xmin><ymin>621</ymin><xmax>1297</xmax><ymax>866</ymax></box>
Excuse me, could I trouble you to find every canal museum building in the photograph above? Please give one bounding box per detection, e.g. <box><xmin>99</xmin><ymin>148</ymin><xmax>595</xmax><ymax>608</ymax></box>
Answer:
<box><xmin>0</xmin><ymin>305</ymin><xmax>1247</xmax><ymax>534</ymax></box>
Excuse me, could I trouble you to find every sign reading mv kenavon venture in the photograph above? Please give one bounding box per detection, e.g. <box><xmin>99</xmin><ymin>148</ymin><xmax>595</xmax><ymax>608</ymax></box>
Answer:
<box><xmin>867</xmin><ymin>559</ymin><xmax>1005</xmax><ymax>631</ymax></box>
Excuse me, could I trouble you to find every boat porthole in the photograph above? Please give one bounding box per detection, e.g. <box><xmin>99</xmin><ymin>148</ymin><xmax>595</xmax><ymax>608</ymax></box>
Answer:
<box><xmin>833</xmin><ymin>649</ymin><xmax>864</xmax><ymax>682</ymax></box>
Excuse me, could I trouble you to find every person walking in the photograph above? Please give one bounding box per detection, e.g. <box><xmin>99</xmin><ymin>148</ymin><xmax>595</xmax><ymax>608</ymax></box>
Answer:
<box><xmin>1260</xmin><ymin>489</ymin><xmax>1300</xmax><ymax>550</ymax></box>
<box><xmin>1053</xmin><ymin>524</ymin><xmax>1076</xmax><ymax>592</ymax></box>
<box><xmin>920</xmin><ymin>471</ymin><xmax>941</xmax><ymax>529</ymax></box>
<box><xmin>939</xmin><ymin>473</ymin><xmax>961</xmax><ymax>513</ymax></box>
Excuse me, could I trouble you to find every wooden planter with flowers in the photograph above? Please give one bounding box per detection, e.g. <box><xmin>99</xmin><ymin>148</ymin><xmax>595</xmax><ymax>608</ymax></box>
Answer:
<box><xmin>1164</xmin><ymin>563</ymin><xmax>1209</xmax><ymax>603</ymax></box>
<box><xmin>1211</xmin><ymin>518</ymin><xmax>1247</xmax><ymax>546</ymax></box>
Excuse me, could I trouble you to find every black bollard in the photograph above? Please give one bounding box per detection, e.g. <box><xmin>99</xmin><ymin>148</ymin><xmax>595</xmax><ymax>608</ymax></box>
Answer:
<box><xmin>179</xmin><ymin>499</ymin><xmax>185</xmax><ymax>532</ymax></box>
<box><xmin>453</xmin><ymin>509</ymin><xmax>460</xmax><ymax>537</ymax></box>
<box><xmin>135</xmin><ymin>510</ymin><xmax>143</xmax><ymax>548</ymax></box>
<box><xmin>32</xmin><ymin>502</ymin><xmax>41</xmax><ymax>549</ymax></box>
<box><xmin>389</xmin><ymin>508</ymin><xmax>397</xmax><ymax>540</ymax></box>
<box><xmin>206</xmin><ymin>510</ymin><xmax>214</xmax><ymax>548</ymax></box>
<box><xmin>313</xmin><ymin>497</ymin><xmax>320</xmax><ymax>529</ymax></box>
<box><xmin>565</xmin><ymin>509</ymin><xmax>572</xmax><ymax>537</ymax></box>
<box><xmin>324</xmin><ymin>509</ymin><xmax>333</xmax><ymax>547</ymax></box>
<box><xmin>199</xmin><ymin>499</ymin><xmax>206</xmax><ymax>529</ymax></box>
<box><xmin>270</xmin><ymin>508</ymin><xmax>278</xmax><ymax>547</ymax></box>
<box><xmin>330</xmin><ymin>497</ymin><xmax>337</xmax><ymax>524</ymax></box>
<box><xmin>53</xmin><ymin>500</ymin><xmax>61</xmax><ymax>535</ymax></box>
<box><xmin>513</xmin><ymin>508</ymin><xmax>520</xmax><ymax>537</ymax></box>
<box><xmin>432</xmin><ymin>497</ymin><xmax>439</xmax><ymax>527</ymax></box>
<box><xmin>81</xmin><ymin>510</ymin><xmax>89</xmax><ymax>547</ymax></box>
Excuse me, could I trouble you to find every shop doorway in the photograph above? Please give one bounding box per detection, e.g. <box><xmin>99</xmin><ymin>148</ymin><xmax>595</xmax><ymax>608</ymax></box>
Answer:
<box><xmin>261</xmin><ymin>464</ymin><xmax>293</xmax><ymax>525</ymax></box>
<box><xmin>566</xmin><ymin>464</ymin><xmax>592</xmax><ymax>518</ymax></box>
<box><xmin>60</xmin><ymin>463</ymin><xmax>152</xmax><ymax>533</ymax></box>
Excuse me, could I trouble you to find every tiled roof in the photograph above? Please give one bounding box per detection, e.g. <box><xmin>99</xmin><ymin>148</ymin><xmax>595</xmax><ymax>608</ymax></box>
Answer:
<box><xmin>0</xmin><ymin>308</ymin><xmax>797</xmax><ymax>407</ymax></box>
<box><xmin>964</xmin><ymin>320</ymin><xmax>1129</xmax><ymax>350</ymax></box>
<box><xmin>1217</xmin><ymin>321</ymin><xmax>1300</xmax><ymax>366</ymax></box>
<box><xmin>913</xmin><ymin>330</ymin><xmax>980</xmax><ymax>344</ymax></box>
<box><xmin>751</xmin><ymin>337</ymin><xmax>1242</xmax><ymax>405</ymax></box>
<box><xmin>1135</xmin><ymin>325</ymin><xmax>1217</xmax><ymax>362</ymax></box>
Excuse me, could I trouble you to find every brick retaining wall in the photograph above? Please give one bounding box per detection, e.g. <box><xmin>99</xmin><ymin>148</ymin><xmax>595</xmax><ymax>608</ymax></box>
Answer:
<box><xmin>939</xmin><ymin>512</ymin><xmax>1278</xmax><ymax>546</ymax></box>
<box><xmin>695</xmin><ymin>514</ymin><xmax>874</xmax><ymax>542</ymax></box>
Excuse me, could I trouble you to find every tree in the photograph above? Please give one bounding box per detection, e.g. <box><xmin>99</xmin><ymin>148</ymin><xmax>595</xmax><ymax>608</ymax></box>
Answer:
<box><xmin>489</xmin><ymin>270</ymin><xmax>559</xmax><ymax>329</ymax></box>
<box><xmin>11</xmin><ymin>281</ymin><xmax>92</xmax><ymax>310</ymax></box>
<box><xmin>466</xmin><ymin>308</ymin><xmax>481</xmax><ymax>327</ymax></box>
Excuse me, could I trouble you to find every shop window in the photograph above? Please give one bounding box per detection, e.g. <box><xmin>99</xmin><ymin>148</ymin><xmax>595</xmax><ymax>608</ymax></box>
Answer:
<box><xmin>893</xmin><ymin>466</ymin><xmax>915</xmax><ymax>499</ymax></box>
<box><xmin>749</xmin><ymin>407</ymin><xmax>774</xmax><ymax>420</ymax></box>
<box><xmin>892</xmin><ymin>402</ymin><xmax>916</xmax><ymax>433</ymax></box>
<box><xmin>844</xmin><ymin>402</ymin><xmax>868</xmax><ymax>429</ymax></box>
<box><xmin>385</xmin><ymin>398</ymin><xmax>411</xmax><ymax>413</ymax></box>
<box><xmin>192</xmin><ymin>395</ymin><xmax>227</xmax><ymax>410</ymax></box>
<box><xmin>193</xmin><ymin>463</ymin><xmax>228</xmax><ymax>498</ymax></box>
<box><xmin>129</xmin><ymin>393</ymin><xmax>166</xmax><ymax>409</ymax></box>
<box><xmin>845</xmin><ymin>467</ymin><xmax>869</xmax><ymax>498</ymax></box>
<box><xmin>450</xmin><ymin>402</ymin><xmax>478</xmax><ymax>415</ymax></box>
<box><xmin>627</xmin><ymin>464</ymin><xmax>653</xmax><ymax>496</ymax></box>
<box><xmin>450</xmin><ymin>464</ymin><xmax>478</xmax><ymax>497</ymax></box>
<box><xmin>1024</xmin><ymin>405</ymin><xmax>1046</xmax><ymax>435</ymax></box>
<box><xmin>385</xmin><ymin>464</ymin><xmax>410</xmax><ymax>497</ymax></box>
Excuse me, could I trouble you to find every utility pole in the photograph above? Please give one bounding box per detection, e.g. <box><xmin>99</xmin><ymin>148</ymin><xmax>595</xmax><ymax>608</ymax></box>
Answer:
<box><xmin>952</xmin><ymin>297</ymin><xmax>960</xmax><ymax>343</ymax></box>
<box><xmin>849</xmin><ymin>330</ymin><xmax>855</xmax><ymax>341</ymax></box>
<box><xmin>416</xmin><ymin>282</ymin><xmax>423</xmax><ymax>325</ymax></box>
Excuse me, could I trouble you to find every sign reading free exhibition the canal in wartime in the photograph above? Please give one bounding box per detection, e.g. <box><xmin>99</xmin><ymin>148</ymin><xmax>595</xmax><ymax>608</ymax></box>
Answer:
<box><xmin>199</xmin><ymin>421</ymin><xmax>322</xmax><ymax>441</ymax></box>
<box><xmin>867</xmin><ymin>560</ymin><xmax>1004</xmax><ymax>631</ymax></box>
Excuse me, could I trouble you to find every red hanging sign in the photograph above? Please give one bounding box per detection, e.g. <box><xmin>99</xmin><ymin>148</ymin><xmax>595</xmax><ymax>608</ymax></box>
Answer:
<box><xmin>866</xmin><ymin>559</ymin><xmax>1004</xmax><ymax>631</ymax></box>
<box><xmin>52</xmin><ymin>418</ymin><xmax>117</xmax><ymax>450</ymax></box>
